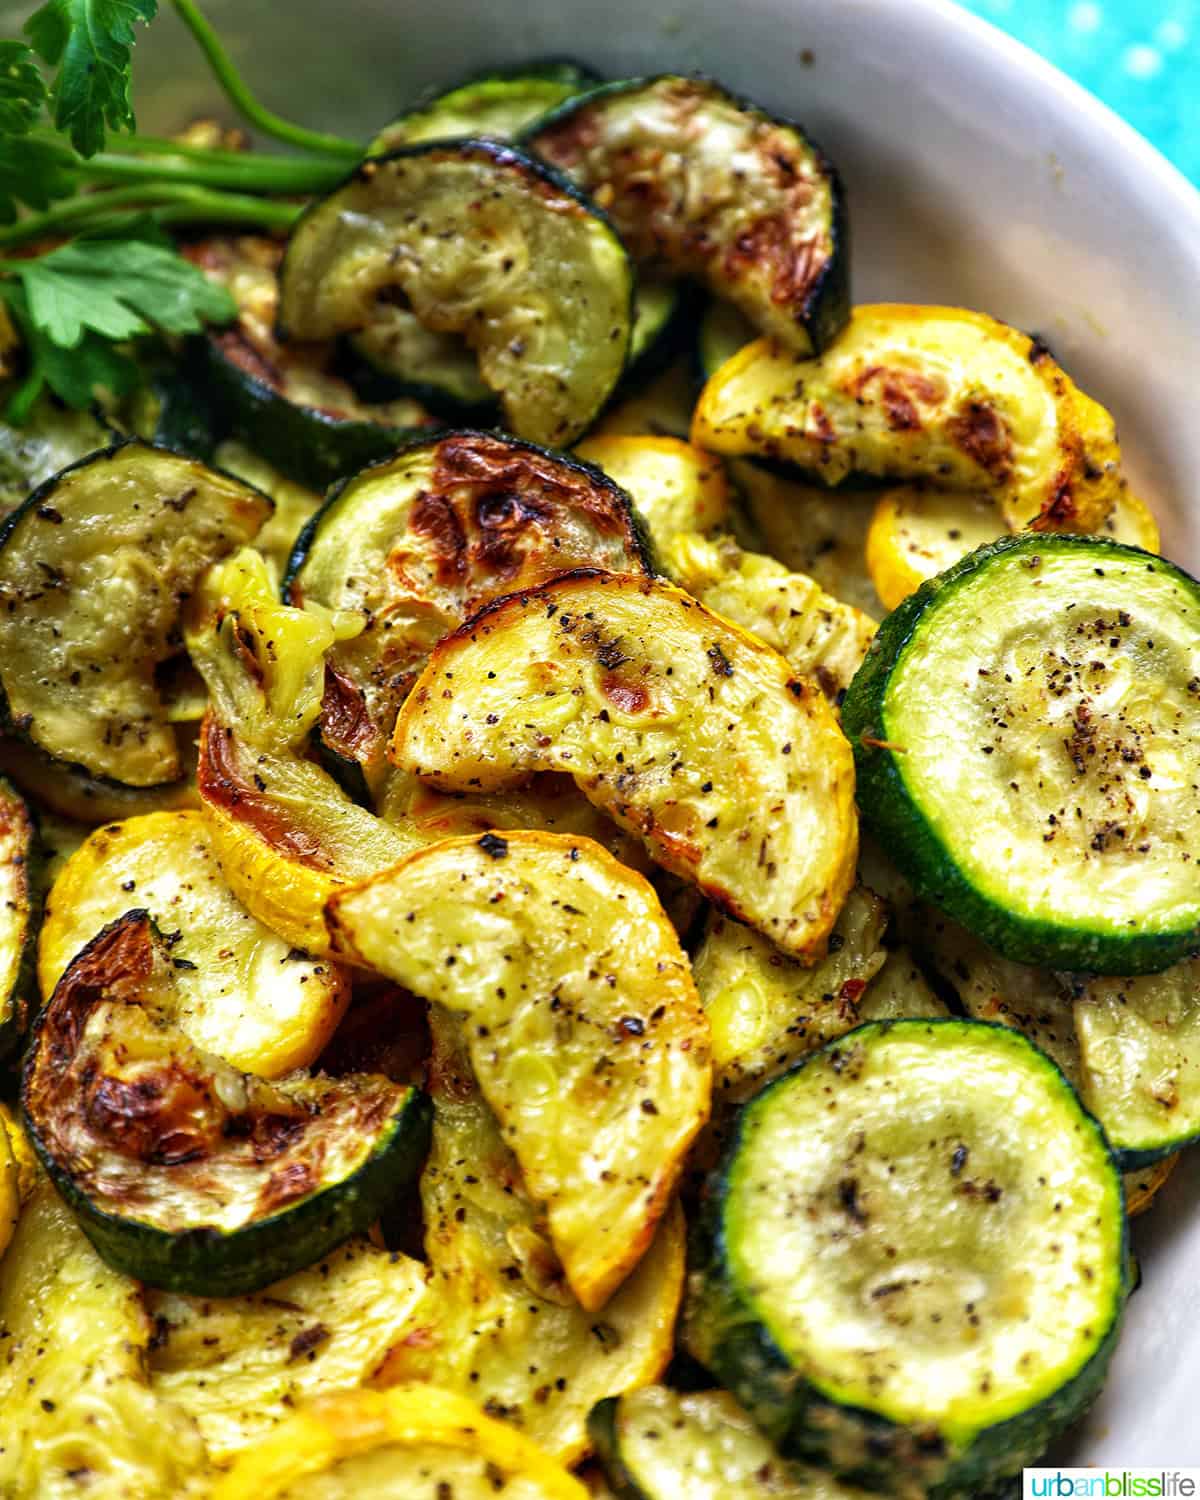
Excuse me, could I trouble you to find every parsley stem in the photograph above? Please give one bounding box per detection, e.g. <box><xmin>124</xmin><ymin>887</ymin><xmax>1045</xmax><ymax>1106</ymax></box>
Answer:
<box><xmin>169</xmin><ymin>0</ymin><xmax>363</xmax><ymax>159</ymax></box>
<box><xmin>71</xmin><ymin>148</ymin><xmax>349</xmax><ymax>196</ymax></box>
<box><xmin>0</xmin><ymin>185</ymin><xmax>302</xmax><ymax>248</ymax></box>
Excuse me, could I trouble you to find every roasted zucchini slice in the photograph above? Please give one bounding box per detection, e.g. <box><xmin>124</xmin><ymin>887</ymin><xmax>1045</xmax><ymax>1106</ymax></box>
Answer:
<box><xmin>866</xmin><ymin>487</ymin><xmax>1004</xmax><ymax>610</ymax></box>
<box><xmin>327</xmin><ymin>830</ymin><xmax>710</xmax><ymax>1310</ymax></box>
<box><xmin>573</xmin><ymin>433</ymin><xmax>732</xmax><ymax>552</ymax></box>
<box><xmin>1071</xmin><ymin>959</ymin><xmax>1200</xmax><ymax>1168</ymax></box>
<box><xmin>843</xmin><ymin>533</ymin><xmax>1200</xmax><ymax>973</ymax></box>
<box><xmin>732</xmin><ymin>459</ymin><xmax>882</xmax><ymax>617</ymax></box>
<box><xmin>374</xmin><ymin>1007</ymin><xmax>686</xmax><ymax>1463</ymax></box>
<box><xmin>0</xmin><ymin>727</ymin><xmax>199</xmax><ymax>822</ymax></box>
<box><xmin>0</xmin><ymin>392</ymin><xmax>111</xmax><ymax>520</ymax></box>
<box><xmin>278</xmin><ymin>141</ymin><xmax>634</xmax><ymax>447</ymax></box>
<box><xmin>370</xmin><ymin>59</ymin><xmax>600</xmax><ymax>153</ymax></box>
<box><xmin>0</xmin><ymin>1181</ymin><xmax>209</xmax><ymax>1498</ymax></box>
<box><xmin>0</xmin><ymin>775</ymin><xmax>37</xmax><ymax>1059</ymax></box>
<box><xmin>589</xmin><ymin>1386</ymin><xmax>875</xmax><ymax>1500</ymax></box>
<box><xmin>693</xmin><ymin>886</ymin><xmax>887</xmax><ymax>1107</ymax></box>
<box><xmin>187</xmin><ymin>550</ymin><xmax>414</xmax><ymax>955</ymax></box>
<box><xmin>23</xmin><ymin>911</ymin><xmax>431</xmax><ymax>1296</ymax></box>
<box><xmin>146</xmin><ymin>1235</ymin><xmax>428</xmax><ymax>1460</ymax></box>
<box><xmin>0</xmin><ymin>440</ymin><xmax>269</xmax><ymax>787</ymax></box>
<box><xmin>694</xmin><ymin>306</ymin><xmax>1123</xmax><ymax>533</ymax></box>
<box><xmin>185</xmin><ymin>235</ymin><xmax>437</xmax><ymax>490</ymax></box>
<box><xmin>210</xmin><ymin>1386</ymin><xmax>589</xmax><ymax>1500</ymax></box>
<box><xmin>667</xmin><ymin>530</ymin><xmax>876</xmax><ymax>704</ymax></box>
<box><xmin>393</xmin><ymin>571</ymin><xmax>858</xmax><ymax>960</ymax></box>
<box><xmin>284</xmin><ymin>431</ymin><xmax>653</xmax><ymax>795</ymax></box>
<box><xmin>528</xmin><ymin>76</ymin><xmax>846</xmax><ymax>355</ymax></box>
<box><xmin>685</xmin><ymin>1019</ymin><xmax>1126</xmax><ymax>1495</ymax></box>
<box><xmin>39</xmin><ymin>810</ymin><xmax>350</xmax><ymax>1077</ymax></box>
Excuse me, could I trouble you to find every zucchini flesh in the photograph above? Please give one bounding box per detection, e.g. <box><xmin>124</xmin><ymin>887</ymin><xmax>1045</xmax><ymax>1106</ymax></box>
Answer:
<box><xmin>23</xmin><ymin>910</ymin><xmax>431</xmax><ymax>1297</ymax></box>
<box><xmin>38</xmin><ymin>809</ymin><xmax>350</xmax><ymax>1078</ymax></box>
<box><xmin>0</xmin><ymin>775</ymin><xmax>37</xmax><ymax>1058</ymax></box>
<box><xmin>184</xmin><ymin>236</ymin><xmax>437</xmax><ymax>490</ymax></box>
<box><xmin>347</xmin><ymin>303</ymin><xmax>493</xmax><ymax>414</ymax></box>
<box><xmin>278</xmin><ymin>140</ymin><xmax>634</xmax><ymax>448</ymax></box>
<box><xmin>285</xmin><ymin>431</ymin><xmax>653</xmax><ymax>795</ymax></box>
<box><xmin>372</xmin><ymin>1007</ymin><xmax>686</xmax><ymax>1464</ymax></box>
<box><xmin>326</xmin><ymin>831</ymin><xmax>711</xmax><ymax>1312</ymax></box>
<box><xmin>370</xmin><ymin>62</ymin><xmax>599</xmax><ymax>153</ymax></box>
<box><xmin>0</xmin><ymin>393</ymin><xmax>111</xmax><ymax>519</ymax></box>
<box><xmin>694</xmin><ymin>306</ymin><xmax>1123</xmax><ymax>533</ymax></box>
<box><xmin>529</xmin><ymin>76</ymin><xmax>846</xmax><ymax>355</ymax></box>
<box><xmin>589</xmin><ymin>1386</ymin><xmax>874</xmax><ymax>1500</ymax></box>
<box><xmin>391</xmin><ymin>570</ymin><xmax>858</xmax><ymax>961</ymax></box>
<box><xmin>843</xmin><ymin>533</ymin><xmax>1200</xmax><ymax>973</ymax></box>
<box><xmin>685</xmin><ymin>1018</ymin><xmax>1126</xmax><ymax>1495</ymax></box>
<box><xmin>0</xmin><ymin>440</ymin><xmax>270</xmax><ymax>788</ymax></box>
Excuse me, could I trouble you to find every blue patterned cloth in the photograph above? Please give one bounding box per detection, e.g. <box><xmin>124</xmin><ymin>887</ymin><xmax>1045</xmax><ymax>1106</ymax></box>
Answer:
<box><xmin>958</xmin><ymin>0</ymin><xmax>1200</xmax><ymax>182</ymax></box>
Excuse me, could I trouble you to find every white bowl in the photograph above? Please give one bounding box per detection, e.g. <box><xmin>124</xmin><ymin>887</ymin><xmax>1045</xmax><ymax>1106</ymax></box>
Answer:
<box><xmin>110</xmin><ymin>0</ymin><xmax>1200</xmax><ymax>1469</ymax></box>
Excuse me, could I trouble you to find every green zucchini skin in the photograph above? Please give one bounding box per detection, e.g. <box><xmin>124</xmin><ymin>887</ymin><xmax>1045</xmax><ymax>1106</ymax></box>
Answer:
<box><xmin>0</xmin><ymin>776</ymin><xmax>39</xmax><ymax>1060</ymax></box>
<box><xmin>684</xmin><ymin>1018</ymin><xmax>1127</xmax><ymax>1498</ymax></box>
<box><xmin>842</xmin><ymin>533</ymin><xmax>1200</xmax><ymax>975</ymax></box>
<box><xmin>524</xmin><ymin>75</ymin><xmax>849</xmax><ymax>357</ymax></box>
<box><xmin>22</xmin><ymin>912</ymin><xmax>432</xmax><ymax>1297</ymax></box>
<box><xmin>203</xmin><ymin>335</ymin><xmax>431</xmax><ymax>492</ymax></box>
<box><xmin>587</xmin><ymin>1399</ymin><xmax>644</xmax><ymax>1500</ymax></box>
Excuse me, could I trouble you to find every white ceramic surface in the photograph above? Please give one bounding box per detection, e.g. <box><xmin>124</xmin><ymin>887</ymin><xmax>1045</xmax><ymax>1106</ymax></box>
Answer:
<box><xmin>29</xmin><ymin>0</ymin><xmax>1200</xmax><ymax>1469</ymax></box>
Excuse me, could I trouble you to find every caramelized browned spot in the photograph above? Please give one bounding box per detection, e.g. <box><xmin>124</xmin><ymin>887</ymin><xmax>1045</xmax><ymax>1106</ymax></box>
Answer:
<box><xmin>410</xmin><ymin>489</ymin><xmax>469</xmax><ymax>586</ymax></box>
<box><xmin>258</xmin><ymin>1158</ymin><xmax>318</xmax><ymax>1213</ymax></box>
<box><xmin>847</xmin><ymin>365</ymin><xmax>946</xmax><ymax>434</ymax></box>
<box><xmin>198</xmin><ymin>716</ymin><xmax>333</xmax><ymax>870</ymax></box>
<box><xmin>601</xmin><ymin>675</ymin><xmax>650</xmax><ymax>715</ymax></box>
<box><xmin>85</xmin><ymin>1066</ymin><xmax>224</xmax><ymax>1166</ymax></box>
<box><xmin>947</xmin><ymin>399</ymin><xmax>1014</xmax><ymax>483</ymax></box>
<box><xmin>320</xmin><ymin>666</ymin><xmax>379</xmax><ymax>762</ymax></box>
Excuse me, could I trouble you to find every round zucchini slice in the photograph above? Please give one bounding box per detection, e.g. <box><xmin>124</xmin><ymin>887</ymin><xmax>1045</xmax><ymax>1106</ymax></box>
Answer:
<box><xmin>589</xmin><ymin>1386</ymin><xmax>875</xmax><ymax>1500</ymax></box>
<box><xmin>843</xmin><ymin>533</ymin><xmax>1200</xmax><ymax>973</ymax></box>
<box><xmin>39</xmin><ymin>810</ymin><xmax>350</xmax><ymax>1078</ymax></box>
<box><xmin>528</xmin><ymin>76</ymin><xmax>847</xmax><ymax>355</ymax></box>
<box><xmin>23</xmin><ymin>910</ymin><xmax>431</xmax><ymax>1296</ymax></box>
<box><xmin>685</xmin><ymin>1018</ymin><xmax>1126</xmax><ymax>1495</ymax></box>
<box><xmin>0</xmin><ymin>440</ymin><xmax>270</xmax><ymax>788</ymax></box>
<box><xmin>694</xmin><ymin>306</ymin><xmax>1123</xmax><ymax>534</ymax></box>
<box><xmin>0</xmin><ymin>727</ymin><xmax>199</xmax><ymax>823</ymax></box>
<box><xmin>184</xmin><ymin>236</ymin><xmax>438</xmax><ymax>490</ymax></box>
<box><xmin>284</xmin><ymin>430</ymin><xmax>654</xmax><ymax>795</ymax></box>
<box><xmin>278</xmin><ymin>140</ymin><xmax>634</xmax><ymax>448</ymax></box>
<box><xmin>370</xmin><ymin>60</ymin><xmax>600</xmax><ymax>153</ymax></box>
<box><xmin>210</xmin><ymin>1385</ymin><xmax>589</xmax><ymax>1500</ymax></box>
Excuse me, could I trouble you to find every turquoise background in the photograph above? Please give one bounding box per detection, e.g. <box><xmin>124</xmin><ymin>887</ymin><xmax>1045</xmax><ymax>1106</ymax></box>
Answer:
<box><xmin>958</xmin><ymin>0</ymin><xmax>1199</xmax><ymax>181</ymax></box>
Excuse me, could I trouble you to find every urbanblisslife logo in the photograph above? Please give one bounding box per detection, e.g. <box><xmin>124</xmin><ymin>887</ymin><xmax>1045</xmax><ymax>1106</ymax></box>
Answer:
<box><xmin>1025</xmin><ymin>1472</ymin><xmax>1200</xmax><ymax>1497</ymax></box>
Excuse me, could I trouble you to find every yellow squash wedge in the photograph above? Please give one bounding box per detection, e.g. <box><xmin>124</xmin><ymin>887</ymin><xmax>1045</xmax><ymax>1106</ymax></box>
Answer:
<box><xmin>211</xmin><ymin>1385</ymin><xmax>589</xmax><ymax>1500</ymax></box>
<box><xmin>39</xmin><ymin>810</ymin><xmax>351</xmax><ymax>1076</ymax></box>
<box><xmin>327</xmin><ymin>831</ymin><xmax>710</xmax><ymax>1309</ymax></box>
<box><xmin>1101</xmin><ymin>484</ymin><xmax>1163</xmax><ymax>553</ymax></box>
<box><xmin>147</xmin><ymin>1235</ymin><xmax>428</xmax><ymax>1461</ymax></box>
<box><xmin>666</xmin><ymin>529</ymin><xmax>876</xmax><ymax>703</ymax></box>
<box><xmin>0</xmin><ymin>1121</ymin><xmax>17</xmax><ymax>1261</ymax></box>
<box><xmin>187</xmin><ymin>550</ymin><xmax>414</xmax><ymax>955</ymax></box>
<box><xmin>573</xmin><ymin>433</ymin><xmax>732</xmax><ymax>552</ymax></box>
<box><xmin>866</xmin><ymin>487</ymin><xmax>1004</xmax><ymax>610</ymax></box>
<box><xmin>392</xmin><ymin>571</ymin><xmax>857</xmax><ymax>960</ymax></box>
<box><xmin>693</xmin><ymin>306</ymin><xmax>1123</xmax><ymax>533</ymax></box>
<box><xmin>374</xmin><ymin>1008</ymin><xmax>686</xmax><ymax>1463</ymax></box>
<box><xmin>0</xmin><ymin>1182</ymin><xmax>209</xmax><ymax>1498</ymax></box>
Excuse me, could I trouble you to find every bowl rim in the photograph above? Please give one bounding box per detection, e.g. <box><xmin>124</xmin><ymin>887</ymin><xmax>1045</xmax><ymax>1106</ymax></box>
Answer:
<box><xmin>903</xmin><ymin>0</ymin><xmax>1200</xmax><ymax>223</ymax></box>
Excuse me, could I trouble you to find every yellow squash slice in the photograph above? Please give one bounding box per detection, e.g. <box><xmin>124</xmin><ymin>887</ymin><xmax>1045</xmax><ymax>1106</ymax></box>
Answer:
<box><xmin>573</xmin><ymin>434</ymin><xmax>732</xmax><ymax>552</ymax></box>
<box><xmin>692</xmin><ymin>885</ymin><xmax>887</xmax><ymax>1106</ymax></box>
<box><xmin>39</xmin><ymin>810</ymin><xmax>351</xmax><ymax>1076</ymax></box>
<box><xmin>693</xmin><ymin>306</ymin><xmax>1122</xmax><ymax>533</ymax></box>
<box><xmin>0</xmin><ymin>1100</ymin><xmax>37</xmax><ymax>1204</ymax></box>
<box><xmin>214</xmin><ymin>438</ymin><xmax>323</xmax><ymax>586</ymax></box>
<box><xmin>147</xmin><ymin>1236</ymin><xmax>428</xmax><ymax>1462</ymax></box>
<box><xmin>392</xmin><ymin>571</ymin><xmax>857</xmax><ymax>959</ymax></box>
<box><xmin>1101</xmin><ymin>484</ymin><xmax>1163</xmax><ymax>553</ymax></box>
<box><xmin>0</xmin><ymin>1121</ymin><xmax>17</xmax><ymax>1260</ymax></box>
<box><xmin>1124</xmin><ymin>1155</ymin><xmax>1178</xmax><ymax>1218</ymax></box>
<box><xmin>374</xmin><ymin>1009</ymin><xmax>686</xmax><ymax>1462</ymax></box>
<box><xmin>211</xmin><ymin>1385</ymin><xmax>589</xmax><ymax>1500</ymax></box>
<box><xmin>866</xmin><ymin>487</ymin><xmax>1004</xmax><ymax>610</ymax></box>
<box><xmin>0</xmin><ymin>1182</ymin><xmax>208</xmax><ymax>1498</ymax></box>
<box><xmin>187</xmin><ymin>550</ymin><xmax>414</xmax><ymax>955</ymax></box>
<box><xmin>857</xmin><ymin>945</ymin><xmax>950</xmax><ymax>1023</ymax></box>
<box><xmin>667</xmin><ymin>530</ymin><xmax>876</xmax><ymax>702</ymax></box>
<box><xmin>327</xmin><ymin>831</ymin><xmax>710</xmax><ymax>1309</ymax></box>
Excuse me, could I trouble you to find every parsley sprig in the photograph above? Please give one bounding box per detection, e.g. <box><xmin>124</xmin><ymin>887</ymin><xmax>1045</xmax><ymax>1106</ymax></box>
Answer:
<box><xmin>0</xmin><ymin>0</ymin><xmax>367</xmax><ymax>416</ymax></box>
